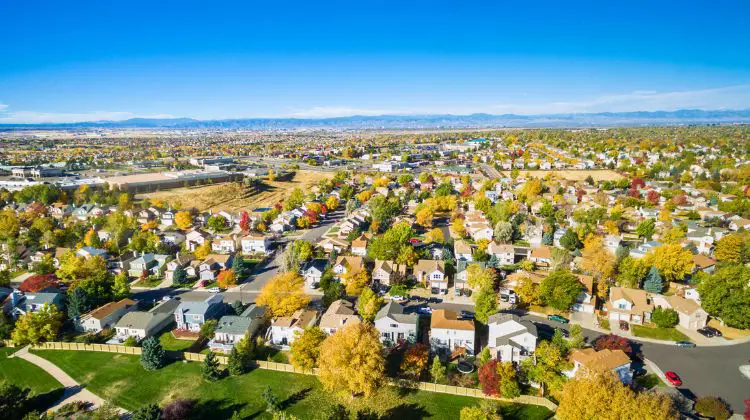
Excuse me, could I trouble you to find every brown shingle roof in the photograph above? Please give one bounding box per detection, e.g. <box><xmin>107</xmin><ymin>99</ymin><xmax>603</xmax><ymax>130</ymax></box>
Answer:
<box><xmin>430</xmin><ymin>309</ymin><xmax>475</xmax><ymax>331</ymax></box>
<box><xmin>85</xmin><ymin>298</ymin><xmax>137</xmax><ymax>320</ymax></box>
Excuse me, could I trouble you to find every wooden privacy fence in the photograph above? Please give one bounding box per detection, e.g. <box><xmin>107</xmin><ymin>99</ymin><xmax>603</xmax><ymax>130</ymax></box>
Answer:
<box><xmin>28</xmin><ymin>342</ymin><xmax>557</xmax><ymax>411</ymax></box>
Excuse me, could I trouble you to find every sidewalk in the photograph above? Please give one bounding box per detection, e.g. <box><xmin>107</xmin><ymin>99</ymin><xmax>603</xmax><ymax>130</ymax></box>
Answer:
<box><xmin>11</xmin><ymin>346</ymin><xmax>128</xmax><ymax>416</ymax></box>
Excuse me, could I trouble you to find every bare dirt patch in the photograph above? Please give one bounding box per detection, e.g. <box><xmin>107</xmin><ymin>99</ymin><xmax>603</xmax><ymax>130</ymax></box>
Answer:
<box><xmin>137</xmin><ymin>170</ymin><xmax>332</xmax><ymax>212</ymax></box>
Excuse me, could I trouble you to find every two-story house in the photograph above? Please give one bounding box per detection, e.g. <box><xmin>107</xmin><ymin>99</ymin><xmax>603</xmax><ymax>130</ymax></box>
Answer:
<box><xmin>209</xmin><ymin>304</ymin><xmax>268</xmax><ymax>353</ymax></box>
<box><xmin>565</xmin><ymin>348</ymin><xmax>633</xmax><ymax>385</ymax></box>
<box><xmin>374</xmin><ymin>301</ymin><xmax>418</xmax><ymax>347</ymax></box>
<box><xmin>454</xmin><ymin>240</ymin><xmax>473</xmax><ymax>261</ymax></box>
<box><xmin>212</xmin><ymin>234</ymin><xmax>238</xmax><ymax>254</ymax></box>
<box><xmin>606</xmin><ymin>287</ymin><xmax>654</xmax><ymax>325</ymax></box>
<box><xmin>430</xmin><ymin>309</ymin><xmax>475</xmax><ymax>357</ymax></box>
<box><xmin>114</xmin><ymin>298</ymin><xmax>181</xmax><ymax>341</ymax></box>
<box><xmin>414</xmin><ymin>260</ymin><xmax>447</xmax><ymax>294</ymax></box>
<box><xmin>174</xmin><ymin>294</ymin><xmax>225</xmax><ymax>331</ymax></box>
<box><xmin>301</xmin><ymin>259</ymin><xmax>328</xmax><ymax>288</ymax></box>
<box><xmin>240</xmin><ymin>233</ymin><xmax>271</xmax><ymax>255</ymax></box>
<box><xmin>333</xmin><ymin>255</ymin><xmax>364</xmax><ymax>280</ymax></box>
<box><xmin>266</xmin><ymin>308</ymin><xmax>319</xmax><ymax>347</ymax></box>
<box><xmin>487</xmin><ymin>242</ymin><xmax>515</xmax><ymax>266</ymax></box>
<box><xmin>372</xmin><ymin>260</ymin><xmax>407</xmax><ymax>287</ymax></box>
<box><xmin>319</xmin><ymin>300</ymin><xmax>361</xmax><ymax>335</ymax></box>
<box><xmin>486</xmin><ymin>313</ymin><xmax>537</xmax><ymax>363</ymax></box>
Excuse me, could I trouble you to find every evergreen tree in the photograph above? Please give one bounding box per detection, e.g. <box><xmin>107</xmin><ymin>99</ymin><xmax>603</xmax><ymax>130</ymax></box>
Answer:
<box><xmin>172</xmin><ymin>266</ymin><xmax>187</xmax><ymax>286</ymax></box>
<box><xmin>202</xmin><ymin>350</ymin><xmax>222</xmax><ymax>381</ymax></box>
<box><xmin>140</xmin><ymin>336</ymin><xmax>166</xmax><ymax>371</ymax></box>
<box><xmin>227</xmin><ymin>347</ymin><xmax>247</xmax><ymax>376</ymax></box>
<box><xmin>430</xmin><ymin>357</ymin><xmax>446</xmax><ymax>384</ymax></box>
<box><xmin>67</xmin><ymin>287</ymin><xmax>91</xmax><ymax>322</ymax></box>
<box><xmin>232</xmin><ymin>255</ymin><xmax>246</xmax><ymax>279</ymax></box>
<box><xmin>262</xmin><ymin>386</ymin><xmax>280</xmax><ymax>413</ymax></box>
<box><xmin>642</xmin><ymin>266</ymin><xmax>664</xmax><ymax>294</ymax></box>
<box><xmin>131</xmin><ymin>403</ymin><xmax>162</xmax><ymax>420</ymax></box>
<box><xmin>231</xmin><ymin>300</ymin><xmax>245</xmax><ymax>315</ymax></box>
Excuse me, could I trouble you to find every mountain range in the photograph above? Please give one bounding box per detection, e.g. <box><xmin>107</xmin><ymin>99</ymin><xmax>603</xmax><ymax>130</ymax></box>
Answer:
<box><xmin>2</xmin><ymin>109</ymin><xmax>750</xmax><ymax>130</ymax></box>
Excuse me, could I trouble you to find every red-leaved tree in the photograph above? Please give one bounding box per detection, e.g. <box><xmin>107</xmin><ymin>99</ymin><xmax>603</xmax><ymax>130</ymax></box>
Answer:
<box><xmin>593</xmin><ymin>334</ymin><xmax>635</xmax><ymax>358</ymax></box>
<box><xmin>19</xmin><ymin>274</ymin><xmax>59</xmax><ymax>292</ymax></box>
<box><xmin>239</xmin><ymin>211</ymin><xmax>250</xmax><ymax>232</ymax></box>
<box><xmin>478</xmin><ymin>359</ymin><xmax>500</xmax><ymax>396</ymax></box>
<box><xmin>646</xmin><ymin>190</ymin><xmax>660</xmax><ymax>205</ymax></box>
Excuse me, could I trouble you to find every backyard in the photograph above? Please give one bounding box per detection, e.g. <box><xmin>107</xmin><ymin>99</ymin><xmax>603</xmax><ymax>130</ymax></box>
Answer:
<box><xmin>31</xmin><ymin>350</ymin><xmax>553</xmax><ymax>420</ymax></box>
<box><xmin>0</xmin><ymin>347</ymin><xmax>65</xmax><ymax>411</ymax></box>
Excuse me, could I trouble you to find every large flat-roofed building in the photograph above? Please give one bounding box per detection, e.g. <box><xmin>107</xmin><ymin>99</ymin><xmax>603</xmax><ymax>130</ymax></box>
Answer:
<box><xmin>11</xmin><ymin>166</ymin><xmax>64</xmax><ymax>178</ymax></box>
<box><xmin>104</xmin><ymin>169</ymin><xmax>242</xmax><ymax>192</ymax></box>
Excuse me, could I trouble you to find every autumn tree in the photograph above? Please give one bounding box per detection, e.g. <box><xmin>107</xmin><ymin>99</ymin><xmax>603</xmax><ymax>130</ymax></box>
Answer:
<box><xmin>325</xmin><ymin>196</ymin><xmax>340</xmax><ymax>211</ymax></box>
<box><xmin>11</xmin><ymin>303</ymin><xmax>64</xmax><ymax>345</ymax></box>
<box><xmin>318</xmin><ymin>323</ymin><xmax>385</xmax><ymax>398</ymax></box>
<box><xmin>644</xmin><ymin>244</ymin><xmax>694</xmax><ymax>283</ymax></box>
<box><xmin>516</xmin><ymin>275</ymin><xmax>541</xmax><ymax>306</ymax></box>
<box><xmin>344</xmin><ymin>270</ymin><xmax>370</xmax><ymax>296</ymax></box>
<box><xmin>425</xmin><ymin>228</ymin><xmax>445</xmax><ymax>244</ymax></box>
<box><xmin>636</xmin><ymin>219</ymin><xmax>656</xmax><ymax>240</ymax></box>
<box><xmin>451</xmin><ymin>218</ymin><xmax>467</xmax><ymax>238</ymax></box>
<box><xmin>714</xmin><ymin>235</ymin><xmax>742</xmax><ymax>263</ymax></box>
<box><xmin>592</xmin><ymin>334</ymin><xmax>635</xmax><ymax>358</ymax></box>
<box><xmin>290</xmin><ymin>326</ymin><xmax>327</xmax><ymax>371</ymax></box>
<box><xmin>357</xmin><ymin>287</ymin><xmax>383</xmax><ymax>322</ymax></box>
<box><xmin>579</xmin><ymin>235</ymin><xmax>615</xmax><ymax>299</ymax></box>
<box><xmin>467</xmin><ymin>264</ymin><xmax>495</xmax><ymax>290</ymax></box>
<box><xmin>521</xmin><ymin>340</ymin><xmax>570</xmax><ymax>395</ymax></box>
<box><xmin>416</xmin><ymin>207</ymin><xmax>434</xmax><ymax>228</ymax></box>
<box><xmin>473</xmin><ymin>287</ymin><xmax>497</xmax><ymax>324</ymax></box>
<box><xmin>175</xmin><ymin>211</ymin><xmax>192</xmax><ymax>230</ymax></box>
<box><xmin>194</xmin><ymin>241</ymin><xmax>212</xmax><ymax>260</ymax></box>
<box><xmin>557</xmin><ymin>371</ymin><xmax>676</xmax><ymax>420</ymax></box>
<box><xmin>256</xmin><ymin>272</ymin><xmax>310</xmax><ymax>317</ymax></box>
<box><xmin>217</xmin><ymin>269</ymin><xmax>238</xmax><ymax>289</ymax></box>
<box><xmin>616</xmin><ymin>256</ymin><xmax>649</xmax><ymax>288</ymax></box>
<box><xmin>697</xmin><ymin>264</ymin><xmax>750</xmax><ymax>329</ymax></box>
<box><xmin>400</xmin><ymin>343</ymin><xmax>429</xmax><ymax>379</ymax></box>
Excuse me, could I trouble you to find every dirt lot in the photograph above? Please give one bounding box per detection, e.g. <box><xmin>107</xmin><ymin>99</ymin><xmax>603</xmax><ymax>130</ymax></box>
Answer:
<box><xmin>503</xmin><ymin>169</ymin><xmax>624</xmax><ymax>182</ymax></box>
<box><xmin>137</xmin><ymin>170</ymin><xmax>332</xmax><ymax>212</ymax></box>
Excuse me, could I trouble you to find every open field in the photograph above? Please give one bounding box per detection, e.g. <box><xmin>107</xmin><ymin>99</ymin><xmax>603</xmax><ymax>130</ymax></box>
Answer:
<box><xmin>500</xmin><ymin>169</ymin><xmax>625</xmax><ymax>181</ymax></box>
<box><xmin>33</xmin><ymin>350</ymin><xmax>553</xmax><ymax>419</ymax></box>
<box><xmin>0</xmin><ymin>347</ymin><xmax>62</xmax><ymax>393</ymax></box>
<box><xmin>137</xmin><ymin>170</ymin><xmax>333</xmax><ymax>212</ymax></box>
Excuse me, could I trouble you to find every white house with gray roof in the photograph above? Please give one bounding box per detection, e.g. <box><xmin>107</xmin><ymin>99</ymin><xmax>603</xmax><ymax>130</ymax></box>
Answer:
<box><xmin>209</xmin><ymin>305</ymin><xmax>268</xmax><ymax>353</ymax></box>
<box><xmin>374</xmin><ymin>301</ymin><xmax>418</xmax><ymax>347</ymax></box>
<box><xmin>114</xmin><ymin>298</ymin><xmax>181</xmax><ymax>341</ymax></box>
<box><xmin>486</xmin><ymin>313</ymin><xmax>538</xmax><ymax>363</ymax></box>
<box><xmin>174</xmin><ymin>295</ymin><xmax>224</xmax><ymax>331</ymax></box>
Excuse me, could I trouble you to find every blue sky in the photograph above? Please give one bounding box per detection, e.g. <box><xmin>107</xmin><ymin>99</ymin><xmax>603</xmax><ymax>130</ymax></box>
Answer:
<box><xmin>1</xmin><ymin>0</ymin><xmax>750</xmax><ymax>123</ymax></box>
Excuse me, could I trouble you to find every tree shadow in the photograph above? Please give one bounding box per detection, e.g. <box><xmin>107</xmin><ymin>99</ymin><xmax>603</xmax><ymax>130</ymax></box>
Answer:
<box><xmin>28</xmin><ymin>387</ymin><xmax>66</xmax><ymax>412</ymax></box>
<box><xmin>191</xmin><ymin>398</ymin><xmax>246</xmax><ymax>420</ymax></box>
<box><xmin>279</xmin><ymin>387</ymin><xmax>312</xmax><ymax>410</ymax></box>
<box><xmin>380</xmin><ymin>403</ymin><xmax>430</xmax><ymax>419</ymax></box>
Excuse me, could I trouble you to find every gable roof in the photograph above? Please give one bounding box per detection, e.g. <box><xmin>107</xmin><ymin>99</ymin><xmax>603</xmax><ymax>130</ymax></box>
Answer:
<box><xmin>84</xmin><ymin>298</ymin><xmax>137</xmax><ymax>320</ymax></box>
<box><xmin>375</xmin><ymin>301</ymin><xmax>418</xmax><ymax>325</ymax></box>
<box><xmin>431</xmin><ymin>309</ymin><xmax>475</xmax><ymax>331</ymax></box>
<box><xmin>571</xmin><ymin>348</ymin><xmax>631</xmax><ymax>371</ymax></box>
<box><xmin>415</xmin><ymin>259</ymin><xmax>445</xmax><ymax>274</ymax></box>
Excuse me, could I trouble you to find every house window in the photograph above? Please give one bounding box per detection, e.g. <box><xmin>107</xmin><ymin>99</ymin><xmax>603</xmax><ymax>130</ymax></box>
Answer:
<box><xmin>390</xmin><ymin>324</ymin><xmax>398</xmax><ymax>328</ymax></box>
<box><xmin>618</xmin><ymin>303</ymin><xmax>627</xmax><ymax>310</ymax></box>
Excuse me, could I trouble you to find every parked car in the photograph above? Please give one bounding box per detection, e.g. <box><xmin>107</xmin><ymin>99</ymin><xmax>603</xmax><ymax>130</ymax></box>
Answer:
<box><xmin>697</xmin><ymin>327</ymin><xmax>722</xmax><ymax>338</ymax></box>
<box><xmin>619</xmin><ymin>320</ymin><xmax>629</xmax><ymax>331</ymax></box>
<box><xmin>418</xmin><ymin>306</ymin><xmax>433</xmax><ymax>314</ymax></box>
<box><xmin>458</xmin><ymin>310</ymin><xmax>475</xmax><ymax>320</ymax></box>
<box><xmin>207</xmin><ymin>287</ymin><xmax>221</xmax><ymax>293</ymax></box>
<box><xmin>390</xmin><ymin>295</ymin><xmax>408</xmax><ymax>302</ymax></box>
<box><xmin>428</xmin><ymin>297</ymin><xmax>443</xmax><ymax>304</ymax></box>
<box><xmin>555</xmin><ymin>328</ymin><xmax>569</xmax><ymax>338</ymax></box>
<box><xmin>675</xmin><ymin>341</ymin><xmax>696</xmax><ymax>348</ymax></box>
<box><xmin>665</xmin><ymin>371</ymin><xmax>682</xmax><ymax>386</ymax></box>
<box><xmin>547</xmin><ymin>314</ymin><xmax>569</xmax><ymax>324</ymax></box>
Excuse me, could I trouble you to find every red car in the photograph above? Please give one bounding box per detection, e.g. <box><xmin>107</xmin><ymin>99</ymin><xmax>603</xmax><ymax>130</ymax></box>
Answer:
<box><xmin>665</xmin><ymin>371</ymin><xmax>682</xmax><ymax>386</ymax></box>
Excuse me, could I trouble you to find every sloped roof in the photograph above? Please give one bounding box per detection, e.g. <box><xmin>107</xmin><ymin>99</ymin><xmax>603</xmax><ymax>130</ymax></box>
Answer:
<box><xmin>431</xmin><ymin>309</ymin><xmax>475</xmax><ymax>331</ymax></box>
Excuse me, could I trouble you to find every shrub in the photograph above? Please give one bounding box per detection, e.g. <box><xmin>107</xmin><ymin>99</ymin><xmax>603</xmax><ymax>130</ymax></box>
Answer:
<box><xmin>123</xmin><ymin>336</ymin><xmax>138</xmax><ymax>347</ymax></box>
<box><xmin>131</xmin><ymin>403</ymin><xmax>162</xmax><ymax>420</ymax></box>
<box><xmin>651</xmin><ymin>307</ymin><xmax>679</xmax><ymax>328</ymax></box>
<box><xmin>694</xmin><ymin>396</ymin><xmax>731</xmax><ymax>420</ymax></box>
<box><xmin>161</xmin><ymin>399</ymin><xmax>194</xmax><ymax>420</ymax></box>
<box><xmin>593</xmin><ymin>334</ymin><xmax>635</xmax><ymax>358</ymax></box>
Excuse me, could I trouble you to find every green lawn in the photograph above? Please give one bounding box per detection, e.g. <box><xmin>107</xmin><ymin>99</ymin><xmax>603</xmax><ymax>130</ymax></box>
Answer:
<box><xmin>158</xmin><ymin>331</ymin><xmax>197</xmax><ymax>352</ymax></box>
<box><xmin>0</xmin><ymin>347</ymin><xmax>65</xmax><ymax>411</ymax></box>
<box><xmin>33</xmin><ymin>350</ymin><xmax>552</xmax><ymax>420</ymax></box>
<box><xmin>634</xmin><ymin>373</ymin><xmax>665</xmax><ymax>389</ymax></box>
<box><xmin>631</xmin><ymin>325</ymin><xmax>690</xmax><ymax>341</ymax></box>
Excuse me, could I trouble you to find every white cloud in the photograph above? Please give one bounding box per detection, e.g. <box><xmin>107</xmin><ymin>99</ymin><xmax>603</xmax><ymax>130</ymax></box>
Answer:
<box><xmin>0</xmin><ymin>107</ymin><xmax>176</xmax><ymax>124</ymax></box>
<box><xmin>488</xmin><ymin>85</ymin><xmax>750</xmax><ymax>115</ymax></box>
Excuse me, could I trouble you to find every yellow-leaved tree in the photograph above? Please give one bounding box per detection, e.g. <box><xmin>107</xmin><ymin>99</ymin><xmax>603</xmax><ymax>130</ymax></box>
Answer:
<box><xmin>557</xmin><ymin>370</ymin><xmax>676</xmax><ymax>420</ymax></box>
<box><xmin>344</xmin><ymin>270</ymin><xmax>370</xmax><ymax>296</ymax></box>
<box><xmin>579</xmin><ymin>234</ymin><xmax>615</xmax><ymax>299</ymax></box>
<box><xmin>256</xmin><ymin>272</ymin><xmax>310</xmax><ymax>317</ymax></box>
<box><xmin>318</xmin><ymin>322</ymin><xmax>385</xmax><ymax>398</ymax></box>
<box><xmin>416</xmin><ymin>207</ymin><xmax>434</xmax><ymax>228</ymax></box>
<box><xmin>644</xmin><ymin>244</ymin><xmax>694</xmax><ymax>283</ymax></box>
<box><xmin>289</xmin><ymin>326</ymin><xmax>327</xmax><ymax>371</ymax></box>
<box><xmin>175</xmin><ymin>211</ymin><xmax>193</xmax><ymax>230</ymax></box>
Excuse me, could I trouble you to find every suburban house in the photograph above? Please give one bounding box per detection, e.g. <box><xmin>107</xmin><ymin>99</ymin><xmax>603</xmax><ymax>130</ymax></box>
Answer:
<box><xmin>565</xmin><ymin>348</ymin><xmax>633</xmax><ymax>385</ymax></box>
<box><xmin>212</xmin><ymin>234</ymin><xmax>238</xmax><ymax>254</ymax></box>
<box><xmin>652</xmin><ymin>294</ymin><xmax>708</xmax><ymax>330</ymax></box>
<box><xmin>333</xmin><ymin>255</ymin><xmax>364</xmax><ymax>280</ymax></box>
<box><xmin>414</xmin><ymin>259</ymin><xmax>447</xmax><ymax>294</ymax></box>
<box><xmin>468</xmin><ymin>223</ymin><xmax>494</xmax><ymax>242</ymax></box>
<box><xmin>114</xmin><ymin>298</ymin><xmax>181</xmax><ymax>341</ymax></box>
<box><xmin>240</xmin><ymin>233</ymin><xmax>271</xmax><ymax>255</ymax></box>
<box><xmin>10</xmin><ymin>290</ymin><xmax>66</xmax><ymax>319</ymax></box>
<box><xmin>430</xmin><ymin>309</ymin><xmax>475</xmax><ymax>357</ymax></box>
<box><xmin>317</xmin><ymin>237</ymin><xmax>349</xmax><ymax>254</ymax></box>
<box><xmin>486</xmin><ymin>313</ymin><xmax>538</xmax><ymax>363</ymax></box>
<box><xmin>209</xmin><ymin>305</ymin><xmax>268</xmax><ymax>353</ymax></box>
<box><xmin>454</xmin><ymin>240</ymin><xmax>473</xmax><ymax>261</ymax></box>
<box><xmin>161</xmin><ymin>231</ymin><xmax>186</xmax><ymax>247</ymax></box>
<box><xmin>529</xmin><ymin>246</ymin><xmax>552</xmax><ymax>268</ymax></box>
<box><xmin>127</xmin><ymin>253</ymin><xmax>160</xmax><ymax>278</ymax></box>
<box><xmin>572</xmin><ymin>274</ymin><xmax>596</xmax><ymax>313</ymax></box>
<box><xmin>78</xmin><ymin>298</ymin><xmax>138</xmax><ymax>333</ymax></box>
<box><xmin>319</xmin><ymin>299</ymin><xmax>361</xmax><ymax>335</ymax></box>
<box><xmin>374</xmin><ymin>301</ymin><xmax>418</xmax><ymax>347</ymax></box>
<box><xmin>301</xmin><ymin>259</ymin><xmax>328</xmax><ymax>288</ymax></box>
<box><xmin>174</xmin><ymin>294</ymin><xmax>225</xmax><ymax>331</ymax></box>
<box><xmin>350</xmin><ymin>234</ymin><xmax>369</xmax><ymax>257</ymax></box>
<box><xmin>454</xmin><ymin>261</ymin><xmax>486</xmax><ymax>292</ymax></box>
<box><xmin>185</xmin><ymin>229</ymin><xmax>210</xmax><ymax>252</ymax></box>
<box><xmin>487</xmin><ymin>242</ymin><xmax>515</xmax><ymax>266</ymax></box>
<box><xmin>165</xmin><ymin>253</ymin><xmax>193</xmax><ymax>283</ymax></box>
<box><xmin>266</xmin><ymin>308</ymin><xmax>319</xmax><ymax>347</ymax></box>
<box><xmin>199</xmin><ymin>254</ymin><xmax>233</xmax><ymax>281</ymax></box>
<box><xmin>606</xmin><ymin>287</ymin><xmax>654</xmax><ymax>325</ymax></box>
<box><xmin>372</xmin><ymin>260</ymin><xmax>407</xmax><ymax>287</ymax></box>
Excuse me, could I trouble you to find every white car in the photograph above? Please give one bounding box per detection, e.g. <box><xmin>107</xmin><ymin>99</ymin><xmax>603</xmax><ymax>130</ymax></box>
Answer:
<box><xmin>391</xmin><ymin>295</ymin><xmax>407</xmax><ymax>302</ymax></box>
<box><xmin>207</xmin><ymin>287</ymin><xmax>221</xmax><ymax>293</ymax></box>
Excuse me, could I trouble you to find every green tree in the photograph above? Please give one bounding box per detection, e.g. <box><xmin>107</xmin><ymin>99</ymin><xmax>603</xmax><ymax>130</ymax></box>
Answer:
<box><xmin>202</xmin><ymin>351</ymin><xmax>222</xmax><ymax>381</ymax></box>
<box><xmin>473</xmin><ymin>286</ymin><xmax>497</xmax><ymax>324</ymax></box>
<box><xmin>11</xmin><ymin>303</ymin><xmax>63</xmax><ymax>345</ymax></box>
<box><xmin>521</xmin><ymin>340</ymin><xmax>570</xmax><ymax>395</ymax></box>
<box><xmin>616</xmin><ymin>256</ymin><xmax>649</xmax><ymax>288</ymax></box>
<box><xmin>430</xmin><ymin>357</ymin><xmax>446</xmax><ymax>384</ymax></box>
<box><xmin>636</xmin><ymin>219</ymin><xmax>656</xmax><ymax>240</ymax></box>
<box><xmin>67</xmin><ymin>286</ymin><xmax>92</xmax><ymax>322</ymax></box>
<box><xmin>697</xmin><ymin>264</ymin><xmax>750</xmax><ymax>329</ymax></box>
<box><xmin>539</xmin><ymin>270</ymin><xmax>584</xmax><ymax>311</ymax></box>
<box><xmin>559</xmin><ymin>229</ymin><xmax>582</xmax><ymax>251</ymax></box>
<box><xmin>262</xmin><ymin>386</ymin><xmax>281</xmax><ymax>413</ymax></box>
<box><xmin>569</xmin><ymin>324</ymin><xmax>585</xmax><ymax>349</ymax></box>
<box><xmin>112</xmin><ymin>272</ymin><xmax>131</xmax><ymax>300</ymax></box>
<box><xmin>642</xmin><ymin>266</ymin><xmax>664</xmax><ymax>294</ymax></box>
<box><xmin>140</xmin><ymin>337</ymin><xmax>166</xmax><ymax>371</ymax></box>
<box><xmin>651</xmin><ymin>307</ymin><xmax>679</xmax><ymax>328</ymax></box>
<box><xmin>172</xmin><ymin>266</ymin><xmax>187</xmax><ymax>286</ymax></box>
<box><xmin>227</xmin><ymin>347</ymin><xmax>246</xmax><ymax>376</ymax></box>
<box><xmin>357</xmin><ymin>287</ymin><xmax>383</xmax><ymax>322</ymax></box>
<box><xmin>0</xmin><ymin>383</ymin><xmax>31</xmax><ymax>420</ymax></box>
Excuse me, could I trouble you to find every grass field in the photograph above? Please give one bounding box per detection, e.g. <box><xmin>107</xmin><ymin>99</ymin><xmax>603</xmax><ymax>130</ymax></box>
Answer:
<box><xmin>0</xmin><ymin>347</ymin><xmax>65</xmax><ymax>412</ymax></box>
<box><xmin>632</xmin><ymin>325</ymin><xmax>690</xmax><ymax>341</ymax></box>
<box><xmin>158</xmin><ymin>331</ymin><xmax>197</xmax><ymax>352</ymax></box>
<box><xmin>33</xmin><ymin>350</ymin><xmax>552</xmax><ymax>420</ymax></box>
<box><xmin>138</xmin><ymin>170</ymin><xmax>333</xmax><ymax>212</ymax></box>
<box><xmin>502</xmin><ymin>169</ymin><xmax>624</xmax><ymax>182</ymax></box>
